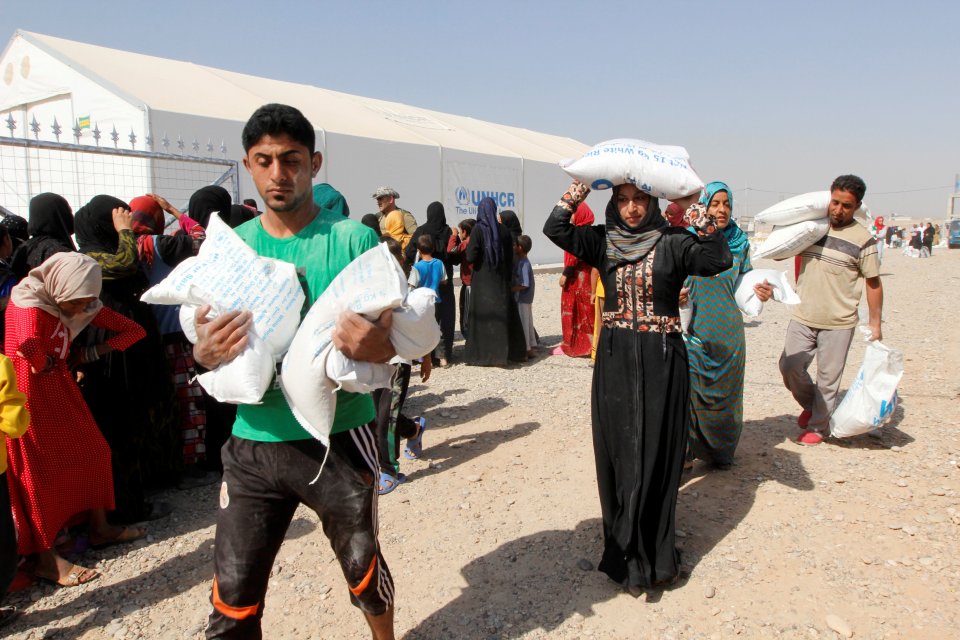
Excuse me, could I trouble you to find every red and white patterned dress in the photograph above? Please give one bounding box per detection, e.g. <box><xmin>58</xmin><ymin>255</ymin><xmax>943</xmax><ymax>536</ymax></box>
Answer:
<box><xmin>4</xmin><ymin>303</ymin><xmax>145</xmax><ymax>554</ymax></box>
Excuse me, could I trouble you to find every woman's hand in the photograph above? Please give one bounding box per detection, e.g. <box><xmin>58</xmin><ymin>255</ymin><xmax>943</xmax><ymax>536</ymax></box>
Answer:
<box><xmin>420</xmin><ymin>354</ymin><xmax>432</xmax><ymax>382</ymax></box>
<box><xmin>148</xmin><ymin>193</ymin><xmax>182</xmax><ymax>218</ymax></box>
<box><xmin>679</xmin><ymin>287</ymin><xmax>690</xmax><ymax>306</ymax></box>
<box><xmin>558</xmin><ymin>180</ymin><xmax>590</xmax><ymax>212</ymax></box>
<box><xmin>558</xmin><ymin>275</ymin><xmax>567</xmax><ymax>288</ymax></box>
<box><xmin>112</xmin><ymin>207</ymin><xmax>133</xmax><ymax>232</ymax></box>
<box><xmin>753</xmin><ymin>281</ymin><xmax>773</xmax><ymax>302</ymax></box>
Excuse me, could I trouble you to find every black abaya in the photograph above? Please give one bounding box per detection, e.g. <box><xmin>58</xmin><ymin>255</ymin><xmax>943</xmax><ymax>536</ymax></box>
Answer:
<box><xmin>463</xmin><ymin>222</ymin><xmax>526</xmax><ymax>366</ymax></box>
<box><xmin>544</xmin><ymin>202</ymin><xmax>732</xmax><ymax>588</ymax></box>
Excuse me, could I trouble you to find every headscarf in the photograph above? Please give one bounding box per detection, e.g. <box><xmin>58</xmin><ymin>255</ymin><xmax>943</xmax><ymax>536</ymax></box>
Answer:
<box><xmin>11</xmin><ymin>252</ymin><xmax>103</xmax><ymax>339</ymax></box>
<box><xmin>129</xmin><ymin>195</ymin><xmax>165</xmax><ymax>269</ymax></box>
<box><xmin>383</xmin><ymin>209</ymin><xmax>411</xmax><ymax>252</ymax></box>
<box><xmin>564</xmin><ymin>203</ymin><xmax>595</xmax><ymax>268</ymax></box>
<box><xmin>75</xmin><ymin>194</ymin><xmax>129</xmax><ymax>254</ymax></box>
<box><xmin>407</xmin><ymin>201</ymin><xmax>452</xmax><ymax>265</ymax></box>
<box><xmin>604</xmin><ymin>185</ymin><xmax>664</xmax><ymax>267</ymax></box>
<box><xmin>312</xmin><ymin>183</ymin><xmax>350</xmax><ymax>217</ymax></box>
<box><xmin>11</xmin><ymin>194</ymin><xmax>77</xmax><ymax>279</ymax></box>
<box><xmin>223</xmin><ymin>204</ymin><xmax>257</xmax><ymax>229</ymax></box>
<box><xmin>187</xmin><ymin>185</ymin><xmax>232</xmax><ymax>228</ymax></box>
<box><xmin>698</xmin><ymin>181</ymin><xmax>748</xmax><ymax>255</ymax></box>
<box><xmin>361</xmin><ymin>214</ymin><xmax>381</xmax><ymax>234</ymax></box>
<box><xmin>476</xmin><ymin>197</ymin><xmax>503</xmax><ymax>269</ymax></box>
<box><xmin>1</xmin><ymin>212</ymin><xmax>30</xmax><ymax>248</ymax></box>
<box><xmin>662</xmin><ymin>202</ymin><xmax>688</xmax><ymax>227</ymax></box>
<box><xmin>28</xmin><ymin>193</ymin><xmax>75</xmax><ymax>246</ymax></box>
<box><xmin>499</xmin><ymin>209</ymin><xmax>523</xmax><ymax>244</ymax></box>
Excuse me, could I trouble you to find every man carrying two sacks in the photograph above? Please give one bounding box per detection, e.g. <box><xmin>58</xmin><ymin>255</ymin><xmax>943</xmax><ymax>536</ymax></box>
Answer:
<box><xmin>778</xmin><ymin>174</ymin><xmax>883</xmax><ymax>446</ymax></box>
<box><xmin>194</xmin><ymin>104</ymin><xmax>397</xmax><ymax>640</ymax></box>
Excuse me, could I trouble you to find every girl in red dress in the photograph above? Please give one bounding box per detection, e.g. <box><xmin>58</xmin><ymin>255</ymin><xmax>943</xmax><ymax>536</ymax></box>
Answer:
<box><xmin>5</xmin><ymin>252</ymin><xmax>146</xmax><ymax>586</ymax></box>
<box><xmin>555</xmin><ymin>203</ymin><xmax>596</xmax><ymax>357</ymax></box>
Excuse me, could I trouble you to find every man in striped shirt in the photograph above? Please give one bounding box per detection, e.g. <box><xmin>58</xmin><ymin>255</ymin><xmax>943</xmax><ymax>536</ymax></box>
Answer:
<box><xmin>778</xmin><ymin>175</ymin><xmax>883</xmax><ymax>446</ymax></box>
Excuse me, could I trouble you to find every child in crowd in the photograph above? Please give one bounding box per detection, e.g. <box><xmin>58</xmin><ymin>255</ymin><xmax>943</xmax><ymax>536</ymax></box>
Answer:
<box><xmin>409</xmin><ymin>234</ymin><xmax>447</xmax><ymax>301</ymax></box>
<box><xmin>512</xmin><ymin>235</ymin><xmax>537</xmax><ymax>358</ymax></box>
<box><xmin>376</xmin><ymin>237</ymin><xmax>430</xmax><ymax>495</ymax></box>
<box><xmin>0</xmin><ymin>354</ymin><xmax>28</xmax><ymax>627</ymax></box>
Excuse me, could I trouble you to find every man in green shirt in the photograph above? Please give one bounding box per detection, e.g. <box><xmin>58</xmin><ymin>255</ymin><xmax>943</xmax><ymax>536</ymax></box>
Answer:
<box><xmin>194</xmin><ymin>104</ymin><xmax>397</xmax><ymax>640</ymax></box>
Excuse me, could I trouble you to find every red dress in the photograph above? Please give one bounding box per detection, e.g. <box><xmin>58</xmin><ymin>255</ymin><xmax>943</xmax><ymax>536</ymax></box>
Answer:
<box><xmin>4</xmin><ymin>303</ymin><xmax>145</xmax><ymax>554</ymax></box>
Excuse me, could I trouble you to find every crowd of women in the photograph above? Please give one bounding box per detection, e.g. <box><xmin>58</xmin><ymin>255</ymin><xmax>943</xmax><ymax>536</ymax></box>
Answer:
<box><xmin>0</xmin><ymin>187</ymin><xmax>255</xmax><ymax>599</ymax></box>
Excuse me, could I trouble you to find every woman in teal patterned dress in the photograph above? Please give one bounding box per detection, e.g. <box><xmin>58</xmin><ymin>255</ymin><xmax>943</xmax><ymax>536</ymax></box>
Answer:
<box><xmin>682</xmin><ymin>182</ymin><xmax>771</xmax><ymax>468</ymax></box>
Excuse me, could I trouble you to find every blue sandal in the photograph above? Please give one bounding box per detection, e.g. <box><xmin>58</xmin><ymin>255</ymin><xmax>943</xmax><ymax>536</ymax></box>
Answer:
<box><xmin>403</xmin><ymin>416</ymin><xmax>427</xmax><ymax>460</ymax></box>
<box><xmin>378</xmin><ymin>471</ymin><xmax>406</xmax><ymax>496</ymax></box>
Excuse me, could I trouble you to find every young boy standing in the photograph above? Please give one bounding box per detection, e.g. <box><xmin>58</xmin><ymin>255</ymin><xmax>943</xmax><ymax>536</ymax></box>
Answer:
<box><xmin>408</xmin><ymin>234</ymin><xmax>447</xmax><ymax>300</ymax></box>
<box><xmin>512</xmin><ymin>235</ymin><xmax>537</xmax><ymax>358</ymax></box>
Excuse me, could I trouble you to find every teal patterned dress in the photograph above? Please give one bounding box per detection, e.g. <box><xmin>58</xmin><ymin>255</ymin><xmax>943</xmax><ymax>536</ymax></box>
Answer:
<box><xmin>684</xmin><ymin>221</ymin><xmax>751</xmax><ymax>466</ymax></box>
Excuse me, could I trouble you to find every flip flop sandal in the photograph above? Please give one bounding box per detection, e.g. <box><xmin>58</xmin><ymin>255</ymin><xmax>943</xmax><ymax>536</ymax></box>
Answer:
<box><xmin>89</xmin><ymin>525</ymin><xmax>147</xmax><ymax>550</ymax></box>
<box><xmin>35</xmin><ymin>565</ymin><xmax>100</xmax><ymax>588</ymax></box>
<box><xmin>378</xmin><ymin>471</ymin><xmax>406</xmax><ymax>496</ymax></box>
<box><xmin>403</xmin><ymin>417</ymin><xmax>427</xmax><ymax>460</ymax></box>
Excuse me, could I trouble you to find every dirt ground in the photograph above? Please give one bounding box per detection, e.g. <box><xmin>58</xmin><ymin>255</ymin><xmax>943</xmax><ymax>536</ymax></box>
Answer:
<box><xmin>4</xmin><ymin>245</ymin><xmax>959</xmax><ymax>640</ymax></box>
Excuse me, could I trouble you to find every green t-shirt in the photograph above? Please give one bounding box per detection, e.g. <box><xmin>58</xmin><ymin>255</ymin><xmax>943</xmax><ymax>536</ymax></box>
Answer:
<box><xmin>231</xmin><ymin>208</ymin><xmax>379</xmax><ymax>442</ymax></box>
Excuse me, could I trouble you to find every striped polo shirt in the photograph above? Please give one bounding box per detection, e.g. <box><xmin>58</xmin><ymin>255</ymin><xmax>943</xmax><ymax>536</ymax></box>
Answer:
<box><xmin>793</xmin><ymin>220</ymin><xmax>880</xmax><ymax>329</ymax></box>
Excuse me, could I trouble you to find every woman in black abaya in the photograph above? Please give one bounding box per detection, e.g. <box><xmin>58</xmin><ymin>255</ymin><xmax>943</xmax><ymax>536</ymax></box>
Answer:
<box><xmin>405</xmin><ymin>202</ymin><xmax>456</xmax><ymax>366</ymax></box>
<box><xmin>544</xmin><ymin>181</ymin><xmax>731</xmax><ymax>590</ymax></box>
<box><xmin>464</xmin><ymin>197</ymin><xmax>526</xmax><ymax>366</ymax></box>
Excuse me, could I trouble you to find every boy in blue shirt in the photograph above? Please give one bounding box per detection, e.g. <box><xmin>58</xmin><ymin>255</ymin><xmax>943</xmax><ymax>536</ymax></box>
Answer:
<box><xmin>512</xmin><ymin>234</ymin><xmax>537</xmax><ymax>358</ymax></box>
<box><xmin>408</xmin><ymin>234</ymin><xmax>447</xmax><ymax>300</ymax></box>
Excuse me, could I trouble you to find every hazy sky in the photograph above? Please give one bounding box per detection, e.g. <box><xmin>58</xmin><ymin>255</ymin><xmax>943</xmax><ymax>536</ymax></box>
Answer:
<box><xmin>2</xmin><ymin>0</ymin><xmax>957</xmax><ymax>218</ymax></box>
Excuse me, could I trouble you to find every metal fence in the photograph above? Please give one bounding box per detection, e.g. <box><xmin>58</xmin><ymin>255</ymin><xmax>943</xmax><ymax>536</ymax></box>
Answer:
<box><xmin>0</xmin><ymin>115</ymin><xmax>238</xmax><ymax>219</ymax></box>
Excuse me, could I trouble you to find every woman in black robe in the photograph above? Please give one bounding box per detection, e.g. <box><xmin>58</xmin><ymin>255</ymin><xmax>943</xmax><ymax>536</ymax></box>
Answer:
<box><xmin>544</xmin><ymin>181</ymin><xmax>731</xmax><ymax>590</ymax></box>
<box><xmin>498</xmin><ymin>209</ymin><xmax>523</xmax><ymax>245</ymax></box>
<box><xmin>405</xmin><ymin>201</ymin><xmax>456</xmax><ymax>365</ymax></box>
<box><xmin>74</xmin><ymin>195</ymin><xmax>176</xmax><ymax>523</ymax></box>
<box><xmin>464</xmin><ymin>197</ymin><xmax>527</xmax><ymax>366</ymax></box>
<box><xmin>11</xmin><ymin>193</ymin><xmax>77</xmax><ymax>280</ymax></box>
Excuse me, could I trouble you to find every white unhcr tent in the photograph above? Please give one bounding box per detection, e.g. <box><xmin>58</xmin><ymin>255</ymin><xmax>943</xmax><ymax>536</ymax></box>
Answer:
<box><xmin>0</xmin><ymin>30</ymin><xmax>606</xmax><ymax>263</ymax></box>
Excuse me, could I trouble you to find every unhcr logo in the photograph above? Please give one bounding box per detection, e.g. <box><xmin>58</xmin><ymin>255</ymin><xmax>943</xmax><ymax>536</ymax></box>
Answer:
<box><xmin>456</xmin><ymin>186</ymin><xmax>470</xmax><ymax>205</ymax></box>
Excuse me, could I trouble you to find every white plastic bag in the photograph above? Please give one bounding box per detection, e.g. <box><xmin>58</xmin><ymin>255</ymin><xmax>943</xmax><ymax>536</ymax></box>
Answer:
<box><xmin>753</xmin><ymin>219</ymin><xmax>830</xmax><ymax>260</ymax></box>
<box><xmin>755</xmin><ymin>190</ymin><xmax>871</xmax><ymax>225</ymax></box>
<box><xmin>733</xmin><ymin>269</ymin><xmax>801</xmax><ymax>317</ymax></box>
<box><xmin>280</xmin><ymin>243</ymin><xmax>440</xmax><ymax>446</ymax></box>
<box><xmin>829</xmin><ymin>331</ymin><xmax>903</xmax><ymax>438</ymax></box>
<box><xmin>559</xmin><ymin>138</ymin><xmax>703</xmax><ymax>200</ymax></box>
<box><xmin>141</xmin><ymin>215</ymin><xmax>305</xmax><ymax>403</ymax></box>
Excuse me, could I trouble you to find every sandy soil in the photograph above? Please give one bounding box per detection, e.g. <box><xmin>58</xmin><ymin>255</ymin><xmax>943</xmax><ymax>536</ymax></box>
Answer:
<box><xmin>4</xmin><ymin>246</ymin><xmax>959</xmax><ymax>640</ymax></box>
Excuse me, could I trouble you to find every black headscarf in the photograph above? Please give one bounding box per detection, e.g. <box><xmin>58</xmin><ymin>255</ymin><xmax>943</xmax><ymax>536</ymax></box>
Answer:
<box><xmin>188</xmin><ymin>185</ymin><xmax>232</xmax><ymax>228</ymax></box>
<box><xmin>499</xmin><ymin>210</ymin><xmax>523</xmax><ymax>244</ymax></box>
<box><xmin>361</xmin><ymin>214</ymin><xmax>381</xmax><ymax>235</ymax></box>
<box><xmin>476</xmin><ymin>197</ymin><xmax>503</xmax><ymax>269</ymax></box>
<box><xmin>223</xmin><ymin>204</ymin><xmax>257</xmax><ymax>229</ymax></box>
<box><xmin>28</xmin><ymin>193</ymin><xmax>75</xmax><ymax>245</ymax></box>
<box><xmin>406</xmin><ymin>201</ymin><xmax>452</xmax><ymax>267</ymax></box>
<box><xmin>75</xmin><ymin>195</ymin><xmax>129</xmax><ymax>254</ymax></box>
<box><xmin>10</xmin><ymin>193</ymin><xmax>78</xmax><ymax>279</ymax></box>
<box><xmin>604</xmin><ymin>185</ymin><xmax>664</xmax><ymax>267</ymax></box>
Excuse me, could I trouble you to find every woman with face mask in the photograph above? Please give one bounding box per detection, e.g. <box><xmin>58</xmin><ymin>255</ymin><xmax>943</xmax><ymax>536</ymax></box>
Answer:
<box><xmin>544</xmin><ymin>180</ymin><xmax>732</xmax><ymax>592</ymax></box>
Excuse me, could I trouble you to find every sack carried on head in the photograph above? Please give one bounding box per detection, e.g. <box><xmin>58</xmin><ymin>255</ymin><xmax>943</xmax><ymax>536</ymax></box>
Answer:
<box><xmin>559</xmin><ymin>138</ymin><xmax>704</xmax><ymax>200</ymax></box>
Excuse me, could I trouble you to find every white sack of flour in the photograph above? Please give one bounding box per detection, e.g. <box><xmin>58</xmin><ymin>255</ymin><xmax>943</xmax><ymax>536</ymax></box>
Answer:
<box><xmin>559</xmin><ymin>138</ymin><xmax>703</xmax><ymax>200</ymax></box>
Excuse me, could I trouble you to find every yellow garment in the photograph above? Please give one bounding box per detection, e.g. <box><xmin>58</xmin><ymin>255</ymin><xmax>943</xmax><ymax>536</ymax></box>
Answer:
<box><xmin>384</xmin><ymin>210</ymin><xmax>412</xmax><ymax>253</ymax></box>
<box><xmin>0</xmin><ymin>354</ymin><xmax>29</xmax><ymax>474</ymax></box>
<box><xmin>591</xmin><ymin>278</ymin><xmax>605</xmax><ymax>361</ymax></box>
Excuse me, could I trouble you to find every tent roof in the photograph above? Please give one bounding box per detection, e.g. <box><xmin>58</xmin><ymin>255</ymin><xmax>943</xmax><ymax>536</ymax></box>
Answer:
<box><xmin>12</xmin><ymin>30</ymin><xmax>589</xmax><ymax>163</ymax></box>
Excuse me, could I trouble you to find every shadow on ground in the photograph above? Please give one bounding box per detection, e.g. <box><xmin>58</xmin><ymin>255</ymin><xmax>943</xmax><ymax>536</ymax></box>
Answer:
<box><xmin>405</xmin><ymin>518</ymin><xmax>617</xmax><ymax>639</ymax></box>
